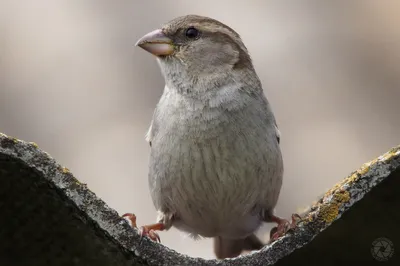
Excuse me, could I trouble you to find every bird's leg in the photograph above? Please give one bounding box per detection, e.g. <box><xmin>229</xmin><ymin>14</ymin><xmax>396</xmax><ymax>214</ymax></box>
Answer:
<box><xmin>138</xmin><ymin>222</ymin><xmax>165</xmax><ymax>242</ymax></box>
<box><xmin>122</xmin><ymin>213</ymin><xmax>165</xmax><ymax>242</ymax></box>
<box><xmin>268</xmin><ymin>213</ymin><xmax>301</xmax><ymax>243</ymax></box>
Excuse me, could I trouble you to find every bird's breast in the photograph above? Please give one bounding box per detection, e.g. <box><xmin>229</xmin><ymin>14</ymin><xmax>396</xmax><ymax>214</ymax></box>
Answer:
<box><xmin>148</xmin><ymin>87</ymin><xmax>283</xmax><ymax>238</ymax></box>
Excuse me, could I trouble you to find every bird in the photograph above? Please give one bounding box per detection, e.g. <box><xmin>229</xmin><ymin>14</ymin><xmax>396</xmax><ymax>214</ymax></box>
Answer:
<box><xmin>123</xmin><ymin>14</ymin><xmax>298</xmax><ymax>259</ymax></box>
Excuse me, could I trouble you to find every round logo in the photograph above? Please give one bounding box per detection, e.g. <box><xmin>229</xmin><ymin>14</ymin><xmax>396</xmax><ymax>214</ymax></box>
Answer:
<box><xmin>371</xmin><ymin>237</ymin><xmax>394</xmax><ymax>261</ymax></box>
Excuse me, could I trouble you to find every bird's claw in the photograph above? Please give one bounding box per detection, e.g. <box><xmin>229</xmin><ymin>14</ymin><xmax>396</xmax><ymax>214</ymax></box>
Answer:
<box><xmin>139</xmin><ymin>226</ymin><xmax>161</xmax><ymax>242</ymax></box>
<box><xmin>269</xmin><ymin>213</ymin><xmax>300</xmax><ymax>243</ymax></box>
<box><xmin>122</xmin><ymin>213</ymin><xmax>164</xmax><ymax>242</ymax></box>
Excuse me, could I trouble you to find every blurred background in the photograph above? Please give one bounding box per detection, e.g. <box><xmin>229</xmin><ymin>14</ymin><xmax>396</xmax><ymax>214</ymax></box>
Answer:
<box><xmin>0</xmin><ymin>0</ymin><xmax>399</xmax><ymax>259</ymax></box>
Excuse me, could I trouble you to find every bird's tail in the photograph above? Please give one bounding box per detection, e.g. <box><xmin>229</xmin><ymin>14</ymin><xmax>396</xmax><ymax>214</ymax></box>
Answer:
<box><xmin>213</xmin><ymin>234</ymin><xmax>264</xmax><ymax>259</ymax></box>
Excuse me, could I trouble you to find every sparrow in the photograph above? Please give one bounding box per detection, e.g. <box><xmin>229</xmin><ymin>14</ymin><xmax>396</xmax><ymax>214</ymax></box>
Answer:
<box><xmin>124</xmin><ymin>15</ymin><xmax>298</xmax><ymax>259</ymax></box>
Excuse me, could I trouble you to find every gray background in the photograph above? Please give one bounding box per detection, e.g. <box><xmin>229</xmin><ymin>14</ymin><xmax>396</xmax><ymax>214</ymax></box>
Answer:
<box><xmin>0</xmin><ymin>0</ymin><xmax>399</xmax><ymax>259</ymax></box>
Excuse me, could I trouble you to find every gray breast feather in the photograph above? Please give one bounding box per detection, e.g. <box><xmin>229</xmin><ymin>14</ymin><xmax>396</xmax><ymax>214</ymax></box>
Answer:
<box><xmin>146</xmin><ymin>85</ymin><xmax>283</xmax><ymax>238</ymax></box>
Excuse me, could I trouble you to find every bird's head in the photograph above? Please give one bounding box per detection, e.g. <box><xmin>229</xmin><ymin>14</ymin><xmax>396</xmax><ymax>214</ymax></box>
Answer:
<box><xmin>136</xmin><ymin>15</ymin><xmax>257</xmax><ymax>92</ymax></box>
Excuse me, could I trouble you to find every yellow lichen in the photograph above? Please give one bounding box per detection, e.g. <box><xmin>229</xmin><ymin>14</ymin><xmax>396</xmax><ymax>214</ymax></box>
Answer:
<box><xmin>347</xmin><ymin>172</ymin><xmax>359</xmax><ymax>184</ymax></box>
<box><xmin>299</xmin><ymin>146</ymin><xmax>400</xmax><ymax>226</ymax></box>
<box><xmin>386</xmin><ymin>147</ymin><xmax>400</xmax><ymax>158</ymax></box>
<box><xmin>381</xmin><ymin>152</ymin><xmax>395</xmax><ymax>162</ymax></box>
<box><xmin>29</xmin><ymin>142</ymin><xmax>38</xmax><ymax>148</ymax></box>
<box><xmin>325</xmin><ymin>170</ymin><xmax>364</xmax><ymax>197</ymax></box>
<box><xmin>324</xmin><ymin>180</ymin><xmax>348</xmax><ymax>199</ymax></box>
<box><xmin>316</xmin><ymin>191</ymin><xmax>350</xmax><ymax>224</ymax></box>
<box><xmin>340</xmin><ymin>146</ymin><xmax>400</xmax><ymax>186</ymax></box>
<box><xmin>61</xmin><ymin>167</ymin><xmax>70</xmax><ymax>174</ymax></box>
<box><xmin>333</xmin><ymin>191</ymin><xmax>350</xmax><ymax>204</ymax></box>
<box><xmin>318</xmin><ymin>204</ymin><xmax>339</xmax><ymax>223</ymax></box>
<box><xmin>376</xmin><ymin>147</ymin><xmax>400</xmax><ymax>163</ymax></box>
<box><xmin>357</xmin><ymin>165</ymin><xmax>370</xmax><ymax>175</ymax></box>
<box><xmin>12</xmin><ymin>138</ymin><xmax>19</xmax><ymax>143</ymax></box>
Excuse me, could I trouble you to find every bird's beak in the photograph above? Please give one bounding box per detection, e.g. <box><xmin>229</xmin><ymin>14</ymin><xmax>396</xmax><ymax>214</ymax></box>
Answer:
<box><xmin>135</xmin><ymin>29</ymin><xmax>174</xmax><ymax>56</ymax></box>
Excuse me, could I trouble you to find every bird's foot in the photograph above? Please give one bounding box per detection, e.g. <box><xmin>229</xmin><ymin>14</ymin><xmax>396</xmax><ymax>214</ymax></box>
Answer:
<box><xmin>122</xmin><ymin>213</ymin><xmax>137</xmax><ymax>227</ymax></box>
<box><xmin>269</xmin><ymin>214</ymin><xmax>301</xmax><ymax>243</ymax></box>
<box><xmin>122</xmin><ymin>213</ymin><xmax>165</xmax><ymax>242</ymax></box>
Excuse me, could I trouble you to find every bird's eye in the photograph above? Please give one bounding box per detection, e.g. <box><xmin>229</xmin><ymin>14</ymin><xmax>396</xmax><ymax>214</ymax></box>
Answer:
<box><xmin>185</xmin><ymin>27</ymin><xmax>199</xmax><ymax>39</ymax></box>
